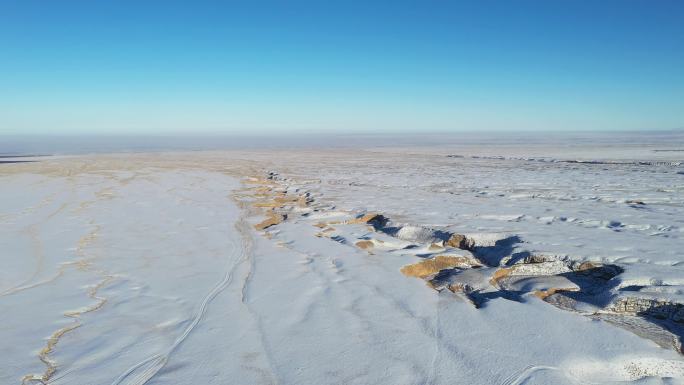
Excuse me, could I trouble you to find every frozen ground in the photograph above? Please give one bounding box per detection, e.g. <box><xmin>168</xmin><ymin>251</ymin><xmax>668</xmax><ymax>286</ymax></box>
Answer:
<box><xmin>1</xmin><ymin>138</ymin><xmax>683</xmax><ymax>384</ymax></box>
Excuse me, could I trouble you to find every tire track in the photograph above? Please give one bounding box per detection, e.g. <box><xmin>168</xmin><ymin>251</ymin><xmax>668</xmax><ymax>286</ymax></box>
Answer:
<box><xmin>499</xmin><ymin>364</ymin><xmax>560</xmax><ymax>385</ymax></box>
<box><xmin>109</xmin><ymin>217</ymin><xmax>249</xmax><ymax>385</ymax></box>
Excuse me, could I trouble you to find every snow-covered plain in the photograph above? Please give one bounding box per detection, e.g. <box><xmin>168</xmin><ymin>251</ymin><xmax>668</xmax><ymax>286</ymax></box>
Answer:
<box><xmin>1</xmin><ymin>139</ymin><xmax>683</xmax><ymax>384</ymax></box>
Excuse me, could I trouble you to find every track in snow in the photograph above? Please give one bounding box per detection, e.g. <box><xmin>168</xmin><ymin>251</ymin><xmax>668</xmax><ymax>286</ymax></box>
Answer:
<box><xmin>109</xmin><ymin>222</ymin><xmax>249</xmax><ymax>385</ymax></box>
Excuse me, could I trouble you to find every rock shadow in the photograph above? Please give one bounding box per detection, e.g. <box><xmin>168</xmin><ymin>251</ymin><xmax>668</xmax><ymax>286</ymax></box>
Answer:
<box><xmin>471</xmin><ymin>235</ymin><xmax>523</xmax><ymax>266</ymax></box>
<box><xmin>636</xmin><ymin>306</ymin><xmax>684</xmax><ymax>353</ymax></box>
<box><xmin>554</xmin><ymin>264</ymin><xmax>624</xmax><ymax>308</ymax></box>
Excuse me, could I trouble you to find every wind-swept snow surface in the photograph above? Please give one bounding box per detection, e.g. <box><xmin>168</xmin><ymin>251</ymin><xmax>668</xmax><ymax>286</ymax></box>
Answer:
<box><xmin>1</xmin><ymin>144</ymin><xmax>683</xmax><ymax>385</ymax></box>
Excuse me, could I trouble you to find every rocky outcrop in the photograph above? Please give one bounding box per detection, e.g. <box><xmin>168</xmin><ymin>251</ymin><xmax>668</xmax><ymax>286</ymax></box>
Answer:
<box><xmin>533</xmin><ymin>287</ymin><xmax>578</xmax><ymax>300</ymax></box>
<box><xmin>245</xmin><ymin>170</ymin><xmax>684</xmax><ymax>356</ymax></box>
<box><xmin>445</xmin><ymin>233</ymin><xmax>473</xmax><ymax>250</ymax></box>
<box><xmin>254</xmin><ymin>212</ymin><xmax>286</xmax><ymax>231</ymax></box>
<box><xmin>611</xmin><ymin>297</ymin><xmax>684</xmax><ymax>323</ymax></box>
<box><xmin>401</xmin><ymin>255</ymin><xmax>479</xmax><ymax>279</ymax></box>
<box><xmin>347</xmin><ymin>213</ymin><xmax>389</xmax><ymax>229</ymax></box>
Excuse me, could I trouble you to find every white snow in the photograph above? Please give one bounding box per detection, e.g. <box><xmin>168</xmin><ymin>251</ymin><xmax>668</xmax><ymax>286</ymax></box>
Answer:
<box><xmin>1</xmin><ymin>140</ymin><xmax>683</xmax><ymax>385</ymax></box>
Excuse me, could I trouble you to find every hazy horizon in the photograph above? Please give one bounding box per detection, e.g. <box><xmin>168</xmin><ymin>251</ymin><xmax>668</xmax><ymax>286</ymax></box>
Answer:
<box><xmin>2</xmin><ymin>129</ymin><xmax>683</xmax><ymax>156</ymax></box>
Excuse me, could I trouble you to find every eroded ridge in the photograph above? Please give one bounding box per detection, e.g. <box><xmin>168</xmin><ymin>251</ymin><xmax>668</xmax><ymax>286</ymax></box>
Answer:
<box><xmin>237</xmin><ymin>172</ymin><xmax>316</xmax><ymax>233</ymax></box>
<box><xmin>241</xmin><ymin>170</ymin><xmax>684</xmax><ymax>355</ymax></box>
<box><xmin>22</xmin><ymin>275</ymin><xmax>113</xmax><ymax>385</ymax></box>
<box><xmin>21</xmin><ymin>226</ymin><xmax>114</xmax><ymax>385</ymax></box>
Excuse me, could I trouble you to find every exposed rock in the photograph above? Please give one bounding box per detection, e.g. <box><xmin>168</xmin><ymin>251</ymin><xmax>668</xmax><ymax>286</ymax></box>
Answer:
<box><xmin>534</xmin><ymin>287</ymin><xmax>579</xmax><ymax>301</ymax></box>
<box><xmin>611</xmin><ymin>297</ymin><xmax>684</xmax><ymax>323</ymax></box>
<box><xmin>519</xmin><ymin>254</ymin><xmax>562</xmax><ymax>264</ymax></box>
<box><xmin>401</xmin><ymin>255</ymin><xmax>476</xmax><ymax>279</ymax></box>
<box><xmin>490</xmin><ymin>260</ymin><xmax>576</xmax><ymax>287</ymax></box>
<box><xmin>297</xmin><ymin>193</ymin><xmax>314</xmax><ymax>207</ymax></box>
<box><xmin>447</xmin><ymin>282</ymin><xmax>474</xmax><ymax>294</ymax></box>
<box><xmin>575</xmin><ymin>261</ymin><xmax>598</xmax><ymax>271</ymax></box>
<box><xmin>355</xmin><ymin>240</ymin><xmax>374</xmax><ymax>250</ymax></box>
<box><xmin>447</xmin><ymin>283</ymin><xmax>483</xmax><ymax>307</ymax></box>
<box><xmin>445</xmin><ymin>233</ymin><xmax>473</xmax><ymax>250</ymax></box>
<box><xmin>348</xmin><ymin>213</ymin><xmax>389</xmax><ymax>228</ymax></box>
<box><xmin>254</xmin><ymin>212</ymin><xmax>286</xmax><ymax>231</ymax></box>
<box><xmin>490</xmin><ymin>267</ymin><xmax>513</xmax><ymax>286</ymax></box>
<box><xmin>574</xmin><ymin>262</ymin><xmax>623</xmax><ymax>280</ymax></box>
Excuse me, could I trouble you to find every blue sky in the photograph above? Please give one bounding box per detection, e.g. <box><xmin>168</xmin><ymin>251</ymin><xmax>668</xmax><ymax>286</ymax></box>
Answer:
<box><xmin>1</xmin><ymin>0</ymin><xmax>682</xmax><ymax>135</ymax></box>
